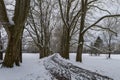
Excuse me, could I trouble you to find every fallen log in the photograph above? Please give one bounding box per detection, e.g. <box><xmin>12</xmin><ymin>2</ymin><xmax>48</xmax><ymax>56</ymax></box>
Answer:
<box><xmin>44</xmin><ymin>56</ymin><xmax>71</xmax><ymax>80</ymax></box>
<box><xmin>44</xmin><ymin>54</ymin><xmax>113</xmax><ymax>80</ymax></box>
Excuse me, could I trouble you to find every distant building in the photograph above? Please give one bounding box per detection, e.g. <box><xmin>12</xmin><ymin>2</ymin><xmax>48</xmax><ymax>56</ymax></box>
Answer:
<box><xmin>91</xmin><ymin>36</ymin><xmax>103</xmax><ymax>55</ymax></box>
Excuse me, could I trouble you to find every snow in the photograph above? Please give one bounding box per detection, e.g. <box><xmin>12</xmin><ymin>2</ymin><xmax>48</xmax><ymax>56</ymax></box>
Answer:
<box><xmin>0</xmin><ymin>54</ymin><xmax>52</xmax><ymax>80</ymax></box>
<box><xmin>0</xmin><ymin>53</ymin><xmax>120</xmax><ymax>80</ymax></box>
<box><xmin>4</xmin><ymin>0</ymin><xmax>15</xmax><ymax>25</ymax></box>
<box><xmin>70</xmin><ymin>53</ymin><xmax>120</xmax><ymax>80</ymax></box>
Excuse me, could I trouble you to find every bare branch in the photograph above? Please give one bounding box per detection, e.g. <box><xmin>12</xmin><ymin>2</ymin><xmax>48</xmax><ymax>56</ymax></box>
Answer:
<box><xmin>95</xmin><ymin>25</ymin><xmax>117</xmax><ymax>36</ymax></box>
<box><xmin>58</xmin><ymin>0</ymin><xmax>69</xmax><ymax>29</ymax></box>
<box><xmin>82</xmin><ymin>14</ymin><xmax>120</xmax><ymax>34</ymax></box>
<box><xmin>89</xmin><ymin>5</ymin><xmax>111</xmax><ymax>15</ymax></box>
<box><xmin>84</xmin><ymin>44</ymin><xmax>114</xmax><ymax>54</ymax></box>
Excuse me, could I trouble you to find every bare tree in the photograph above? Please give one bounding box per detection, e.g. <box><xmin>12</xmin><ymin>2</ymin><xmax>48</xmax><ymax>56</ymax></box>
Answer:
<box><xmin>0</xmin><ymin>0</ymin><xmax>30</xmax><ymax>67</ymax></box>
<box><xmin>58</xmin><ymin>0</ymin><xmax>82</xmax><ymax>59</ymax></box>
<box><xmin>76</xmin><ymin>0</ymin><xmax>120</xmax><ymax>62</ymax></box>
<box><xmin>102</xmin><ymin>18</ymin><xmax>120</xmax><ymax>58</ymax></box>
<box><xmin>27</xmin><ymin>0</ymin><xmax>55</xmax><ymax>58</ymax></box>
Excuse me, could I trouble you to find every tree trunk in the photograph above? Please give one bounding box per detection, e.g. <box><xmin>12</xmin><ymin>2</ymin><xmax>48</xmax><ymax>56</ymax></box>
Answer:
<box><xmin>19</xmin><ymin>29</ymin><xmax>24</xmax><ymax>63</ymax></box>
<box><xmin>39</xmin><ymin>49</ymin><xmax>43</xmax><ymax>59</ymax></box>
<box><xmin>107</xmin><ymin>36</ymin><xmax>112</xmax><ymax>59</ymax></box>
<box><xmin>76</xmin><ymin>0</ymin><xmax>87</xmax><ymax>62</ymax></box>
<box><xmin>0</xmin><ymin>52</ymin><xmax>3</xmax><ymax>60</ymax></box>
<box><xmin>76</xmin><ymin>35</ymin><xmax>84</xmax><ymax>62</ymax></box>
<box><xmin>39</xmin><ymin>46</ymin><xmax>50</xmax><ymax>59</ymax></box>
<box><xmin>64</xmin><ymin>33</ymin><xmax>70</xmax><ymax>59</ymax></box>
<box><xmin>2</xmin><ymin>33</ymin><xmax>21</xmax><ymax>67</ymax></box>
<box><xmin>108</xmin><ymin>53</ymin><xmax>111</xmax><ymax>59</ymax></box>
<box><xmin>0</xmin><ymin>0</ymin><xmax>30</xmax><ymax>68</ymax></box>
<box><xmin>18</xmin><ymin>38</ymin><xmax>22</xmax><ymax>63</ymax></box>
<box><xmin>39</xmin><ymin>47</ymin><xmax>45</xmax><ymax>59</ymax></box>
<box><xmin>60</xmin><ymin>28</ymin><xmax>70</xmax><ymax>59</ymax></box>
<box><xmin>108</xmin><ymin>46</ymin><xmax>111</xmax><ymax>59</ymax></box>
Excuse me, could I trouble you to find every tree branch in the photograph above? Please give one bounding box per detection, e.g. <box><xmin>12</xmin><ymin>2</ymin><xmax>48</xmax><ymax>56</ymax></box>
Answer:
<box><xmin>82</xmin><ymin>14</ymin><xmax>120</xmax><ymax>34</ymax></box>
<box><xmin>95</xmin><ymin>25</ymin><xmax>117</xmax><ymax>36</ymax></box>
<box><xmin>58</xmin><ymin>0</ymin><xmax>69</xmax><ymax>29</ymax></box>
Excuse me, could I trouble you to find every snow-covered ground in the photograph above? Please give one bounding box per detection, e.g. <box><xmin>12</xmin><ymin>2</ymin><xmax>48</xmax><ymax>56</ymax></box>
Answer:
<box><xmin>70</xmin><ymin>53</ymin><xmax>120</xmax><ymax>80</ymax></box>
<box><xmin>0</xmin><ymin>54</ymin><xmax>52</xmax><ymax>80</ymax></box>
<box><xmin>0</xmin><ymin>53</ymin><xmax>120</xmax><ymax>80</ymax></box>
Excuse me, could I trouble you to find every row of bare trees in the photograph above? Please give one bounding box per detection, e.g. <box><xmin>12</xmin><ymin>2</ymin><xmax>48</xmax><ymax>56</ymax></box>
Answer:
<box><xmin>0</xmin><ymin>0</ymin><xmax>120</xmax><ymax>68</ymax></box>
<box><xmin>58</xmin><ymin>0</ymin><xmax>120</xmax><ymax>62</ymax></box>
<box><xmin>26</xmin><ymin>0</ymin><xmax>54</xmax><ymax>58</ymax></box>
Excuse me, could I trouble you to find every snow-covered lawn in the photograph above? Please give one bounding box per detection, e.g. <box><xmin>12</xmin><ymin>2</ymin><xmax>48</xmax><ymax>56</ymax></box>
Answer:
<box><xmin>70</xmin><ymin>53</ymin><xmax>120</xmax><ymax>80</ymax></box>
<box><xmin>0</xmin><ymin>53</ymin><xmax>120</xmax><ymax>80</ymax></box>
<box><xmin>0</xmin><ymin>54</ymin><xmax>52</xmax><ymax>80</ymax></box>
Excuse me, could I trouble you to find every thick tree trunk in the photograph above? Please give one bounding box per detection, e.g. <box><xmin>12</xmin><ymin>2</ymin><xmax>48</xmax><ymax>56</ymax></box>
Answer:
<box><xmin>2</xmin><ymin>33</ymin><xmax>21</xmax><ymax>67</ymax></box>
<box><xmin>76</xmin><ymin>35</ymin><xmax>84</xmax><ymax>62</ymax></box>
<box><xmin>63</xmin><ymin>35</ymin><xmax>70</xmax><ymax>59</ymax></box>
<box><xmin>39</xmin><ymin>46</ymin><xmax>50</xmax><ymax>59</ymax></box>
<box><xmin>60</xmin><ymin>29</ymin><xmax>70</xmax><ymax>59</ymax></box>
<box><xmin>0</xmin><ymin>0</ymin><xmax>30</xmax><ymax>68</ymax></box>
<box><xmin>39</xmin><ymin>48</ymin><xmax>44</xmax><ymax>59</ymax></box>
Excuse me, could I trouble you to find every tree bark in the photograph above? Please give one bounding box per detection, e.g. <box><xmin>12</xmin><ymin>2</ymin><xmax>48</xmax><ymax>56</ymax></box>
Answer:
<box><xmin>60</xmin><ymin>27</ymin><xmax>70</xmax><ymax>59</ymax></box>
<box><xmin>2</xmin><ymin>31</ymin><xmax>21</xmax><ymax>67</ymax></box>
<box><xmin>76</xmin><ymin>0</ymin><xmax>87</xmax><ymax>62</ymax></box>
<box><xmin>76</xmin><ymin>35</ymin><xmax>84</xmax><ymax>62</ymax></box>
<box><xmin>39</xmin><ymin>48</ymin><xmax>44</xmax><ymax>59</ymax></box>
<box><xmin>108</xmin><ymin>45</ymin><xmax>111</xmax><ymax>59</ymax></box>
<box><xmin>39</xmin><ymin>46</ymin><xmax>50</xmax><ymax>59</ymax></box>
<box><xmin>19</xmin><ymin>39</ymin><xmax>22</xmax><ymax>63</ymax></box>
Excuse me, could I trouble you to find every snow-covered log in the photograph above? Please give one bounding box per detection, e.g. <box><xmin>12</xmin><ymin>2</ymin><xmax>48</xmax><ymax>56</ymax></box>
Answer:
<box><xmin>44</xmin><ymin>54</ymin><xmax>113</xmax><ymax>80</ymax></box>
<box><xmin>44</xmin><ymin>55</ymin><xmax>71</xmax><ymax>80</ymax></box>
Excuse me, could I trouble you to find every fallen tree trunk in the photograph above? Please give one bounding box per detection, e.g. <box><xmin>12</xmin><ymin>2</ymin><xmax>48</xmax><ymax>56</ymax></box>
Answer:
<box><xmin>44</xmin><ymin>54</ymin><xmax>113</xmax><ymax>80</ymax></box>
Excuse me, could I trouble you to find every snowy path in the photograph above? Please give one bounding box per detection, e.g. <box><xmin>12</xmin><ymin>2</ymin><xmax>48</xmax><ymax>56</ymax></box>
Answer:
<box><xmin>44</xmin><ymin>54</ymin><xmax>113</xmax><ymax>80</ymax></box>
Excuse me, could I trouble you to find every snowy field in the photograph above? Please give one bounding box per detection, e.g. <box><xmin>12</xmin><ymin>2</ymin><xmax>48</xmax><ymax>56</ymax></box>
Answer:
<box><xmin>70</xmin><ymin>53</ymin><xmax>120</xmax><ymax>80</ymax></box>
<box><xmin>0</xmin><ymin>53</ymin><xmax>120</xmax><ymax>80</ymax></box>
